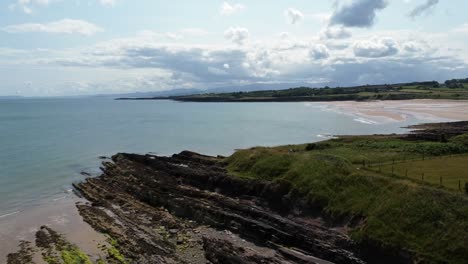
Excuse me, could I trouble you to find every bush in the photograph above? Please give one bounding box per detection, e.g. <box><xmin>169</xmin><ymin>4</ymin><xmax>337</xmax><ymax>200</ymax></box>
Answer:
<box><xmin>450</xmin><ymin>133</ymin><xmax>468</xmax><ymax>146</ymax></box>
<box><xmin>305</xmin><ymin>143</ymin><xmax>316</xmax><ymax>151</ymax></box>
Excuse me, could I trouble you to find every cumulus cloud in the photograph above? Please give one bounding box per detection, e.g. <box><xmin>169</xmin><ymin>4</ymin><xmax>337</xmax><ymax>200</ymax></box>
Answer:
<box><xmin>10</xmin><ymin>28</ymin><xmax>468</xmax><ymax>95</ymax></box>
<box><xmin>220</xmin><ymin>2</ymin><xmax>245</xmax><ymax>16</ymax></box>
<box><xmin>310</xmin><ymin>44</ymin><xmax>330</xmax><ymax>60</ymax></box>
<box><xmin>354</xmin><ymin>37</ymin><xmax>399</xmax><ymax>58</ymax></box>
<box><xmin>408</xmin><ymin>0</ymin><xmax>439</xmax><ymax>18</ymax></box>
<box><xmin>284</xmin><ymin>8</ymin><xmax>304</xmax><ymax>25</ymax></box>
<box><xmin>320</xmin><ymin>26</ymin><xmax>352</xmax><ymax>39</ymax></box>
<box><xmin>3</xmin><ymin>19</ymin><xmax>103</xmax><ymax>36</ymax></box>
<box><xmin>224</xmin><ymin>27</ymin><xmax>249</xmax><ymax>45</ymax></box>
<box><xmin>330</xmin><ymin>0</ymin><xmax>388</xmax><ymax>28</ymax></box>
<box><xmin>402</xmin><ymin>41</ymin><xmax>428</xmax><ymax>53</ymax></box>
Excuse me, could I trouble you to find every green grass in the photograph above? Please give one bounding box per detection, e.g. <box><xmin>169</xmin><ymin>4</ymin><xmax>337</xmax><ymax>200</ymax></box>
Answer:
<box><xmin>60</xmin><ymin>247</ymin><xmax>93</xmax><ymax>264</ymax></box>
<box><xmin>107</xmin><ymin>247</ymin><xmax>127</xmax><ymax>264</ymax></box>
<box><xmin>378</xmin><ymin>155</ymin><xmax>468</xmax><ymax>191</ymax></box>
<box><xmin>105</xmin><ymin>237</ymin><xmax>128</xmax><ymax>264</ymax></box>
<box><xmin>224</xmin><ymin>136</ymin><xmax>468</xmax><ymax>263</ymax></box>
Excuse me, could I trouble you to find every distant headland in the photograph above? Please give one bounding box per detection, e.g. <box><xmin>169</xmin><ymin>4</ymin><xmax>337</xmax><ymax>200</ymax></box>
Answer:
<box><xmin>117</xmin><ymin>78</ymin><xmax>468</xmax><ymax>102</ymax></box>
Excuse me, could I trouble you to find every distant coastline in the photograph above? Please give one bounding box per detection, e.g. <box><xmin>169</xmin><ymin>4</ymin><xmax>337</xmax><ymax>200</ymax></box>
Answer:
<box><xmin>116</xmin><ymin>78</ymin><xmax>468</xmax><ymax>102</ymax></box>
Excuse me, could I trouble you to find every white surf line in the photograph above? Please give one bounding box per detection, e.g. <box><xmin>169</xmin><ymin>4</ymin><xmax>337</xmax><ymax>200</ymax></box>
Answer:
<box><xmin>353</xmin><ymin>117</ymin><xmax>379</xmax><ymax>125</ymax></box>
<box><xmin>0</xmin><ymin>211</ymin><xmax>20</xmax><ymax>219</ymax></box>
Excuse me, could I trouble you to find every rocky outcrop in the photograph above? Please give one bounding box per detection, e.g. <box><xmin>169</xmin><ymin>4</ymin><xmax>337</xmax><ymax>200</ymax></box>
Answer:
<box><xmin>405</xmin><ymin>121</ymin><xmax>468</xmax><ymax>141</ymax></box>
<box><xmin>72</xmin><ymin>151</ymin><xmax>373</xmax><ymax>264</ymax></box>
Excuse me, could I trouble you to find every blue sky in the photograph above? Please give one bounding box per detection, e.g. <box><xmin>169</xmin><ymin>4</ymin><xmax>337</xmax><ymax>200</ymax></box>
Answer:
<box><xmin>1</xmin><ymin>0</ymin><xmax>468</xmax><ymax>96</ymax></box>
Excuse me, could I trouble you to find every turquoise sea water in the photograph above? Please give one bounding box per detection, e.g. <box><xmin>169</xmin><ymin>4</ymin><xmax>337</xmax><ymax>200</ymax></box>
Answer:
<box><xmin>0</xmin><ymin>98</ymin><xmax>438</xmax><ymax>216</ymax></box>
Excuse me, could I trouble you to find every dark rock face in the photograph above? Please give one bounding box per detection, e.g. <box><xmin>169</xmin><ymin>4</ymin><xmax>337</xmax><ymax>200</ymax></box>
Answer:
<box><xmin>6</xmin><ymin>241</ymin><xmax>34</xmax><ymax>264</ymax></box>
<box><xmin>74</xmin><ymin>151</ymin><xmax>396</xmax><ymax>263</ymax></box>
<box><xmin>405</xmin><ymin>121</ymin><xmax>468</xmax><ymax>141</ymax></box>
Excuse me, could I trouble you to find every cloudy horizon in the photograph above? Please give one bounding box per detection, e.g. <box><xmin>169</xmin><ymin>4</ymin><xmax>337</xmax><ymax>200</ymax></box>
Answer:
<box><xmin>1</xmin><ymin>0</ymin><xmax>468</xmax><ymax>96</ymax></box>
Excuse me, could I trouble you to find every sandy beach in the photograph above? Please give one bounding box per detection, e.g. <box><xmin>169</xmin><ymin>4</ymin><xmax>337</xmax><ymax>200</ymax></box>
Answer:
<box><xmin>322</xmin><ymin>100</ymin><xmax>468</xmax><ymax>123</ymax></box>
<box><xmin>0</xmin><ymin>196</ymin><xmax>107</xmax><ymax>262</ymax></box>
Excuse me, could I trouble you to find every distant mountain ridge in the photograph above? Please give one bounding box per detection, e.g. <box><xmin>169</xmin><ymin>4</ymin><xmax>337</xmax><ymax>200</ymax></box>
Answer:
<box><xmin>107</xmin><ymin>82</ymin><xmax>316</xmax><ymax>98</ymax></box>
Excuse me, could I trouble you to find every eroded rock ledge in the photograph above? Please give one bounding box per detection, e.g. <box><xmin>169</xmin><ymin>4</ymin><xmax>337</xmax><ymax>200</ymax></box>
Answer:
<box><xmin>73</xmin><ymin>151</ymin><xmax>392</xmax><ymax>264</ymax></box>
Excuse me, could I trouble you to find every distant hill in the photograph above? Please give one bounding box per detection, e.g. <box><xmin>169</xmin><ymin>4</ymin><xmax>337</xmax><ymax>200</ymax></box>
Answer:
<box><xmin>206</xmin><ymin>82</ymin><xmax>315</xmax><ymax>93</ymax></box>
<box><xmin>96</xmin><ymin>88</ymin><xmax>204</xmax><ymax>98</ymax></box>
<box><xmin>117</xmin><ymin>79</ymin><xmax>468</xmax><ymax>102</ymax></box>
<box><xmin>105</xmin><ymin>82</ymin><xmax>317</xmax><ymax>99</ymax></box>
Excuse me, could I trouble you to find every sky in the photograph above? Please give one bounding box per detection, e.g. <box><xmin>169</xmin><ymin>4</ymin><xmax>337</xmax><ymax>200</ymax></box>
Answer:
<box><xmin>1</xmin><ymin>0</ymin><xmax>468</xmax><ymax>96</ymax></box>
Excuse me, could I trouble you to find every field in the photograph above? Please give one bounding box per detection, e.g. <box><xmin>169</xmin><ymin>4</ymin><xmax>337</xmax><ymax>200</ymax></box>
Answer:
<box><xmin>375</xmin><ymin>155</ymin><xmax>468</xmax><ymax>191</ymax></box>
<box><xmin>224</xmin><ymin>132</ymin><xmax>468</xmax><ymax>264</ymax></box>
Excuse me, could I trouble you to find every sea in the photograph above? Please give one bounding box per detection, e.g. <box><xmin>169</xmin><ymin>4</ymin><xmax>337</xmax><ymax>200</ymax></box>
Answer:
<box><xmin>0</xmin><ymin>97</ymin><xmax>448</xmax><ymax>219</ymax></box>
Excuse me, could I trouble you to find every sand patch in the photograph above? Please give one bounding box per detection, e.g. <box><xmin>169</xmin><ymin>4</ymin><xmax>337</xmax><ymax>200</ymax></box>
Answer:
<box><xmin>322</xmin><ymin>100</ymin><xmax>468</xmax><ymax>123</ymax></box>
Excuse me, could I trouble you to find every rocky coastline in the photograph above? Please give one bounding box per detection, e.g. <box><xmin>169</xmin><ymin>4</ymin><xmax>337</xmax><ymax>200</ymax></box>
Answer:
<box><xmin>73</xmin><ymin>151</ymin><xmax>361</xmax><ymax>263</ymax></box>
<box><xmin>6</xmin><ymin>150</ymin><xmax>407</xmax><ymax>264</ymax></box>
<box><xmin>7</xmin><ymin>122</ymin><xmax>468</xmax><ymax>263</ymax></box>
<box><xmin>69</xmin><ymin>150</ymin><xmax>411</xmax><ymax>263</ymax></box>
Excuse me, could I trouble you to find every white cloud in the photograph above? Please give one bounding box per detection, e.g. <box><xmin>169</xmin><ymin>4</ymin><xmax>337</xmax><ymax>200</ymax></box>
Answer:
<box><xmin>354</xmin><ymin>37</ymin><xmax>399</xmax><ymax>58</ymax></box>
<box><xmin>279</xmin><ymin>32</ymin><xmax>290</xmax><ymax>39</ymax></box>
<box><xmin>4</xmin><ymin>27</ymin><xmax>468</xmax><ymax>95</ymax></box>
<box><xmin>321</xmin><ymin>26</ymin><xmax>352</xmax><ymax>39</ymax></box>
<box><xmin>224</xmin><ymin>27</ymin><xmax>249</xmax><ymax>45</ymax></box>
<box><xmin>310</xmin><ymin>44</ymin><xmax>330</xmax><ymax>60</ymax></box>
<box><xmin>284</xmin><ymin>8</ymin><xmax>304</xmax><ymax>25</ymax></box>
<box><xmin>402</xmin><ymin>41</ymin><xmax>428</xmax><ymax>53</ymax></box>
<box><xmin>3</xmin><ymin>19</ymin><xmax>103</xmax><ymax>36</ymax></box>
<box><xmin>220</xmin><ymin>2</ymin><xmax>245</xmax><ymax>16</ymax></box>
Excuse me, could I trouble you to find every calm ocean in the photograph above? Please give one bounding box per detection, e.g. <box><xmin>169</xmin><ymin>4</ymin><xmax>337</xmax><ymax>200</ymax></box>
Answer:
<box><xmin>0</xmin><ymin>97</ymin><xmax>439</xmax><ymax>217</ymax></box>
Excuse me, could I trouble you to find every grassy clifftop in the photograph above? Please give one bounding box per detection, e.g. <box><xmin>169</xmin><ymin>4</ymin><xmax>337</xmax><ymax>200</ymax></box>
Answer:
<box><xmin>225</xmin><ymin>133</ymin><xmax>468</xmax><ymax>263</ymax></box>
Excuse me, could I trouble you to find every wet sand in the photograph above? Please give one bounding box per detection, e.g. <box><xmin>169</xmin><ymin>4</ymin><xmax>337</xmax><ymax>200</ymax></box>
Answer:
<box><xmin>0</xmin><ymin>196</ymin><xmax>107</xmax><ymax>262</ymax></box>
<box><xmin>323</xmin><ymin>100</ymin><xmax>468</xmax><ymax>123</ymax></box>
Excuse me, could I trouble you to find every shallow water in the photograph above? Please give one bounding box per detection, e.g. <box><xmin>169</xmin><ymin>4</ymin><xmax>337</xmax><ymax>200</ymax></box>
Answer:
<box><xmin>0</xmin><ymin>97</ymin><xmax>448</xmax><ymax>217</ymax></box>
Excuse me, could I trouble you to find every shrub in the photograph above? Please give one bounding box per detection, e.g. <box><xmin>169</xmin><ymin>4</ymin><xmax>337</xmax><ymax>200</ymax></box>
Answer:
<box><xmin>305</xmin><ymin>143</ymin><xmax>316</xmax><ymax>151</ymax></box>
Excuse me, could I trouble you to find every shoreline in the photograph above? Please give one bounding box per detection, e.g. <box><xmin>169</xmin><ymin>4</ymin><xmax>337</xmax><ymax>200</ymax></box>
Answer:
<box><xmin>1</xmin><ymin>100</ymin><xmax>467</xmax><ymax>263</ymax></box>
<box><xmin>321</xmin><ymin>99</ymin><xmax>468</xmax><ymax>123</ymax></box>
<box><xmin>0</xmin><ymin>195</ymin><xmax>107</xmax><ymax>262</ymax></box>
<box><xmin>12</xmin><ymin>119</ymin><xmax>466</xmax><ymax>263</ymax></box>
